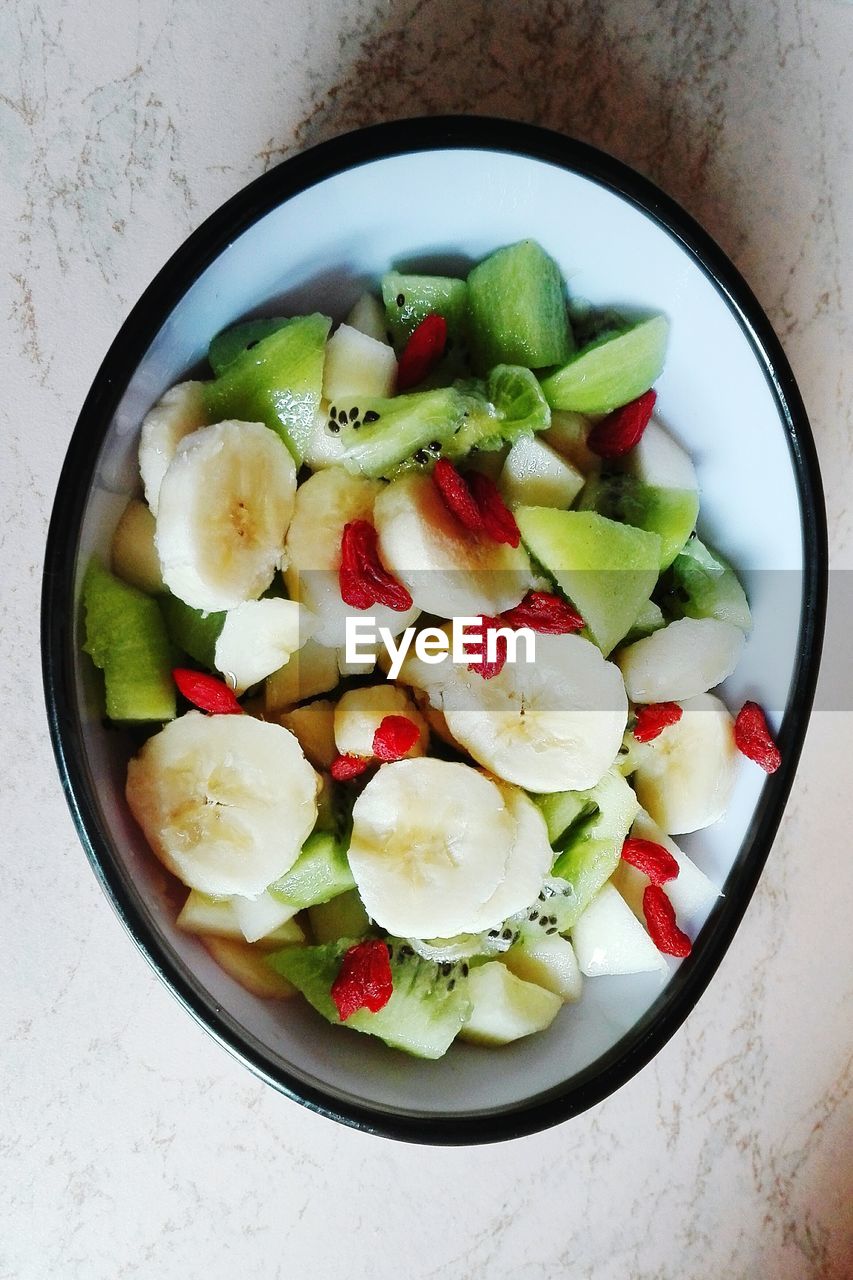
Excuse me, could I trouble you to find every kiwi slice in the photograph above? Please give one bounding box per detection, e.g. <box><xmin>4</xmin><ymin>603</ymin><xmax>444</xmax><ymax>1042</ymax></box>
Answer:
<box><xmin>467</xmin><ymin>239</ymin><xmax>573</xmax><ymax>372</ymax></box>
<box><xmin>540</xmin><ymin>315</ymin><xmax>669</xmax><ymax>414</ymax></box>
<box><xmin>160</xmin><ymin>594</ymin><xmax>225</xmax><ymax>670</ymax></box>
<box><xmin>546</xmin><ymin>769</ymin><xmax>638</xmax><ymax>927</ymax></box>
<box><xmin>578</xmin><ymin>471</ymin><xmax>699</xmax><ymax>569</ymax></box>
<box><xmin>82</xmin><ymin>560</ymin><xmax>176</xmax><ymax>722</ymax></box>
<box><xmin>208</xmin><ymin>317</ymin><xmax>290</xmax><ymax>376</ymax></box>
<box><xmin>332</xmin><ymin>386</ymin><xmax>469</xmax><ymax>478</ymax></box>
<box><xmin>660</xmin><ymin>535</ymin><xmax>751</xmax><ymax>631</ymax></box>
<box><xmin>269</xmin><ymin>831</ymin><xmax>356</xmax><ymax>910</ymax></box>
<box><xmin>381</xmin><ymin>272</ymin><xmax>468</xmax><ymax>348</ymax></box>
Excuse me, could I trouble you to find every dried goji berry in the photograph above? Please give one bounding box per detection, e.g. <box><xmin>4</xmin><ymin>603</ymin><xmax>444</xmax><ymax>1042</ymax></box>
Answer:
<box><xmin>633</xmin><ymin>701</ymin><xmax>683</xmax><ymax>743</ymax></box>
<box><xmin>734</xmin><ymin>701</ymin><xmax>781</xmax><ymax>774</ymax></box>
<box><xmin>432</xmin><ymin>459</ymin><xmax>484</xmax><ymax>534</ymax></box>
<box><xmin>331</xmin><ymin>939</ymin><xmax>393</xmax><ymax>1020</ymax></box>
<box><xmin>501</xmin><ymin>590</ymin><xmax>584</xmax><ymax>634</ymax></box>
<box><xmin>467</xmin><ymin>471</ymin><xmax>521</xmax><ymax>548</ymax></box>
<box><xmin>621</xmin><ymin>837</ymin><xmax>679</xmax><ymax>885</ymax></box>
<box><xmin>172</xmin><ymin>668</ymin><xmax>242</xmax><ymax>715</ymax></box>
<box><xmin>588</xmin><ymin>389</ymin><xmax>657</xmax><ymax>459</ymax></box>
<box><xmin>396</xmin><ymin>314</ymin><xmax>448</xmax><ymax>391</ymax></box>
<box><xmin>330</xmin><ymin>753</ymin><xmax>371</xmax><ymax>782</ymax></box>
<box><xmin>642</xmin><ymin>884</ymin><xmax>692</xmax><ymax>958</ymax></box>
<box><xmin>338</xmin><ymin>520</ymin><xmax>413</xmax><ymax>612</ymax></box>
<box><xmin>466</xmin><ymin>615</ymin><xmax>509</xmax><ymax>679</ymax></box>
<box><xmin>372</xmin><ymin>715</ymin><xmax>421</xmax><ymax>762</ymax></box>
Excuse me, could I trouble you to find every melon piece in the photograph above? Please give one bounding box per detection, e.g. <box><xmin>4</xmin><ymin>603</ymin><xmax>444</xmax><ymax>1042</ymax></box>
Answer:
<box><xmin>540</xmin><ymin>316</ymin><xmax>669</xmax><ymax>414</ymax></box>
<box><xmin>499</xmin><ymin>436</ymin><xmax>585</xmax><ymax>510</ymax></box>
<box><xmin>458</xmin><ymin>962</ymin><xmax>562</xmax><ymax>1045</ymax></box>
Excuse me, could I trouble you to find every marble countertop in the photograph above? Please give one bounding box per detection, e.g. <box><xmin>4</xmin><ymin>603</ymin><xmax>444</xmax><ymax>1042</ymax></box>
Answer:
<box><xmin>2</xmin><ymin>1</ymin><xmax>851</xmax><ymax>1276</ymax></box>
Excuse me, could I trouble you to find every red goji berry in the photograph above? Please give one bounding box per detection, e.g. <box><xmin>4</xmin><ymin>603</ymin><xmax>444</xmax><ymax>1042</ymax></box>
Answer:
<box><xmin>642</xmin><ymin>884</ymin><xmax>692</xmax><ymax>958</ymax></box>
<box><xmin>633</xmin><ymin>701</ymin><xmax>683</xmax><ymax>743</ymax></box>
<box><xmin>330</xmin><ymin>753</ymin><xmax>371</xmax><ymax>782</ymax></box>
<box><xmin>432</xmin><ymin>459</ymin><xmax>484</xmax><ymax>534</ymax></box>
<box><xmin>172</xmin><ymin>668</ymin><xmax>242</xmax><ymax>715</ymax></box>
<box><xmin>588</xmin><ymin>389</ymin><xmax>657</xmax><ymax>459</ymax></box>
<box><xmin>331</xmin><ymin>939</ymin><xmax>393</xmax><ymax>1020</ymax></box>
<box><xmin>466</xmin><ymin>615</ymin><xmax>509</xmax><ymax>679</ymax></box>
<box><xmin>501</xmin><ymin>591</ymin><xmax>584</xmax><ymax>634</ymax></box>
<box><xmin>396</xmin><ymin>314</ymin><xmax>447</xmax><ymax>391</ymax></box>
<box><xmin>338</xmin><ymin>520</ymin><xmax>413</xmax><ymax>612</ymax></box>
<box><xmin>621</xmin><ymin>837</ymin><xmax>679</xmax><ymax>885</ymax></box>
<box><xmin>372</xmin><ymin>715</ymin><xmax>421</xmax><ymax>762</ymax></box>
<box><xmin>734</xmin><ymin>701</ymin><xmax>781</xmax><ymax>774</ymax></box>
<box><xmin>467</xmin><ymin>471</ymin><xmax>521</xmax><ymax>548</ymax></box>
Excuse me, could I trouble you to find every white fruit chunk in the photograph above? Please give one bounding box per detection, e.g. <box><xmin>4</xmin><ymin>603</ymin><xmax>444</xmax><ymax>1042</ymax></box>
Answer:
<box><xmin>458</xmin><ymin>962</ymin><xmax>562</xmax><ymax>1045</ymax></box>
<box><xmin>499</xmin><ymin>436</ymin><xmax>585</xmax><ymax>510</ymax></box>
<box><xmin>177</xmin><ymin>889</ymin><xmax>304</xmax><ymax>945</ymax></box>
<box><xmin>611</xmin><ymin>809</ymin><xmax>721</xmax><ymax>925</ymax></box>
<box><xmin>503</xmin><ymin>934</ymin><xmax>583</xmax><ymax>1002</ymax></box>
<box><xmin>231</xmin><ymin>890</ymin><xmax>300</xmax><ymax>943</ymax></box>
<box><xmin>214</xmin><ymin>598</ymin><xmax>312</xmax><ymax>693</ymax></box>
<box><xmin>617</xmin><ymin>617</ymin><xmax>745</xmax><ymax>703</ymax></box>
<box><xmin>373</xmin><ymin>472</ymin><xmax>533</xmax><ymax>618</ymax></box>
<box><xmin>571</xmin><ymin>883</ymin><xmax>667</xmax><ymax>976</ymax></box>
<box><xmin>156</xmin><ymin>420</ymin><xmax>297</xmax><ymax>612</ymax></box>
<box><xmin>347</xmin><ymin>759</ymin><xmax>519</xmax><ymax>939</ymax></box>
<box><xmin>284</xmin><ymin>468</ymin><xmax>420</xmax><ymax>647</ymax></box>
<box><xmin>436</xmin><ymin>632</ymin><xmax>628</xmax><ymax>793</ymax></box>
<box><xmin>126</xmin><ymin>711</ymin><xmax>319</xmax><ymax>898</ymax></box>
<box><xmin>111</xmin><ymin>498</ymin><xmax>164</xmax><ymax>594</ymax></box>
<box><xmin>623</xmin><ymin>418</ymin><xmax>698</xmax><ymax>490</ymax></box>
<box><xmin>631</xmin><ymin>692</ymin><xmax>738</xmax><ymax>834</ymax></box>
<box><xmin>138</xmin><ymin>380</ymin><xmax>208</xmax><ymax>515</ymax></box>
<box><xmin>303</xmin><ymin>407</ymin><xmax>347</xmax><ymax>472</ymax></box>
<box><xmin>345</xmin><ymin>292</ymin><xmax>389</xmax><ymax>344</ymax></box>
<box><xmin>334</xmin><ymin>683</ymin><xmax>428</xmax><ymax>760</ymax></box>
<box><xmin>265</xmin><ymin>638</ymin><xmax>340</xmax><ymax>714</ymax></box>
<box><xmin>323</xmin><ymin>323</ymin><xmax>397</xmax><ymax>402</ymax></box>
<box><xmin>280</xmin><ymin>699</ymin><xmax>338</xmax><ymax>769</ymax></box>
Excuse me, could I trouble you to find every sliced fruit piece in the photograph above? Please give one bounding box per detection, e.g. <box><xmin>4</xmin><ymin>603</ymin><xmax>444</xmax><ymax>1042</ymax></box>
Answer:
<box><xmin>125</xmin><ymin>711</ymin><xmax>319</xmax><ymax>897</ymax></box>
<box><xmin>270</xmin><ymin>939</ymin><xmax>471</xmax><ymax>1059</ymax></box>
<box><xmin>611</xmin><ymin>809</ymin><xmax>721</xmax><ymax>925</ymax></box>
<box><xmin>466</xmin><ymin>240</ymin><xmax>572</xmax><ymax>371</ymax></box>
<box><xmin>434</xmin><ymin>633</ymin><xmax>628</xmax><ymax>793</ymax></box>
<box><xmin>264</xmin><ymin>638</ymin><xmax>340</xmax><ymax>714</ymax></box>
<box><xmin>624</xmin><ymin>418</ymin><xmax>697</xmax><ymax>489</ymax></box>
<box><xmin>579</xmin><ymin>474</ymin><xmax>698</xmax><ymax>570</ymax></box>
<box><xmin>208</xmin><ymin>317</ymin><xmax>289</xmax><ymax>376</ymax></box>
<box><xmin>214</xmin><ymin>598</ymin><xmax>310</xmax><ymax>693</ymax></box>
<box><xmin>333</xmin><ymin>386</ymin><xmax>469</xmax><ymax>478</ymax></box>
<box><xmin>498</xmin><ymin>436</ymin><xmax>585</xmax><ymax>510</ymax></box>
<box><xmin>503</xmin><ymin>934</ymin><xmax>583</xmax><ymax>1002</ymax></box>
<box><xmin>203</xmin><ymin>936</ymin><xmax>298</xmax><ymax>998</ymax></box>
<box><xmin>373</xmin><ymin>471</ymin><xmax>532</xmax><ymax>619</ymax></box>
<box><xmin>203</xmin><ymin>314</ymin><xmax>331</xmax><ymax>463</ymax></box>
<box><xmin>280</xmin><ymin>698</ymin><xmax>337</xmax><ymax>770</ymax></box>
<box><xmin>138</xmin><ymin>381</ymin><xmax>208</xmax><ymax>516</ymax></box>
<box><xmin>155</xmin><ymin>420</ymin><xmax>296</xmax><ymax>613</ymax></box>
<box><xmin>111</xmin><ymin>498</ymin><xmax>164</xmax><ymax>595</ymax></box>
<box><xmin>623</xmin><ymin>597</ymin><xmax>665</xmax><ymax>643</ymax></box>
<box><xmin>269</xmin><ymin>830</ymin><xmax>356</xmax><ymax>909</ymax></box>
<box><xmin>548</xmin><ymin>768</ymin><xmax>639</xmax><ymax>926</ymax></box>
<box><xmin>571</xmin><ymin>883</ymin><xmax>667</xmax><ymax>975</ymax></box>
<box><xmin>448</xmin><ymin>366</ymin><xmax>552</xmax><ymax>459</ymax></box>
<box><xmin>284</xmin><ymin>468</ymin><xmax>420</xmax><ymax>647</ymax></box>
<box><xmin>411</xmin><ymin>689</ymin><xmax>463</xmax><ymax>752</ymax></box>
<box><xmin>323</xmin><ymin>323</ymin><xmax>397</xmax><ymax>403</ymax></box>
<box><xmin>346</xmin><ymin>292</ymin><xmax>389</xmax><ymax>344</ymax></box>
<box><xmin>631</xmin><ymin>692</ymin><xmax>737</xmax><ymax>834</ymax></box>
<box><xmin>347</xmin><ymin>759</ymin><xmax>518</xmax><ymax>938</ymax></box>
<box><xmin>540</xmin><ymin>316</ymin><xmax>669</xmax><ymax>414</ymax></box>
<box><xmin>541</xmin><ymin>410</ymin><xmax>599</xmax><ymax>474</ymax></box>
<box><xmin>381</xmin><ymin>272</ymin><xmax>468</xmax><ymax>349</ymax></box>
<box><xmin>479</xmin><ymin>784</ymin><xmax>556</xmax><ymax>928</ymax></box>
<box><xmin>662</xmin><ymin>535</ymin><xmax>752</xmax><ymax>632</ymax></box>
<box><xmin>337</xmin><ymin>638</ymin><xmax>380</xmax><ymax>677</ymax></box>
<box><xmin>82</xmin><ymin>560</ymin><xmax>175</xmax><ymax>722</ymax></box>
<box><xmin>160</xmin><ymin>595</ymin><xmax>226</xmax><ymax>670</ymax></box>
<box><xmin>458</xmin><ymin>961</ymin><xmax>562</xmax><ymax>1045</ymax></box>
<box><xmin>231</xmin><ymin>890</ymin><xmax>300</xmax><ymax>943</ymax></box>
<box><xmin>308</xmin><ymin>889</ymin><xmax>371</xmax><ymax>943</ymax></box>
<box><xmin>515</xmin><ymin>507</ymin><xmax>662</xmax><ymax>655</ymax></box>
<box><xmin>616</xmin><ymin>617</ymin><xmax>745</xmax><ymax>703</ymax></box>
<box><xmin>303</xmin><ymin>406</ymin><xmax>348</xmax><ymax>471</ymax></box>
<box><xmin>536</xmin><ymin>788</ymin><xmax>595</xmax><ymax>847</ymax></box>
<box><xmin>334</xmin><ymin>684</ymin><xmax>428</xmax><ymax>760</ymax></box>
<box><xmin>177</xmin><ymin>889</ymin><xmax>305</xmax><ymax>944</ymax></box>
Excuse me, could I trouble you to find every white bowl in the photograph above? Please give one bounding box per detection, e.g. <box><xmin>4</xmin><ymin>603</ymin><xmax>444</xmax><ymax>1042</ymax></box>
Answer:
<box><xmin>42</xmin><ymin>118</ymin><xmax>826</xmax><ymax>1143</ymax></box>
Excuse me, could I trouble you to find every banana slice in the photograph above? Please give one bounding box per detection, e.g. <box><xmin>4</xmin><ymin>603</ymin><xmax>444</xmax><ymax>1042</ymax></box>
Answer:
<box><xmin>347</xmin><ymin>759</ymin><xmax>519</xmax><ymax>938</ymax></box>
<box><xmin>214</xmin><ymin>598</ymin><xmax>313</xmax><ymax>693</ymax></box>
<box><xmin>617</xmin><ymin>617</ymin><xmax>745</xmax><ymax>703</ymax></box>
<box><xmin>138</xmin><ymin>381</ymin><xmax>208</xmax><ymax>515</ymax></box>
<box><xmin>284</xmin><ymin>468</ymin><xmax>420</xmax><ymax>647</ymax></box>
<box><xmin>373</xmin><ymin>472</ymin><xmax>533</xmax><ymax>619</ymax></box>
<box><xmin>334</xmin><ymin>683</ymin><xmax>428</xmax><ymax>759</ymax></box>
<box><xmin>434</xmin><ymin>633</ymin><xmax>628</xmax><ymax>793</ymax></box>
<box><xmin>479</xmin><ymin>783</ymin><xmax>555</xmax><ymax>928</ymax></box>
<box><xmin>156</xmin><ymin>420</ymin><xmax>297</xmax><ymax>612</ymax></box>
<box><xmin>125</xmin><ymin>711</ymin><xmax>319</xmax><ymax>897</ymax></box>
<box><xmin>631</xmin><ymin>692</ymin><xmax>738</xmax><ymax>833</ymax></box>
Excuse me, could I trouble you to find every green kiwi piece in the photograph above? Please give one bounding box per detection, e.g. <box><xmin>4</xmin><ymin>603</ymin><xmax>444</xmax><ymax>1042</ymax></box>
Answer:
<box><xmin>540</xmin><ymin>315</ymin><xmax>669</xmax><ymax>414</ymax></box>
<box><xmin>208</xmin><ymin>317</ymin><xmax>290</xmax><ymax>376</ymax></box>
<box><xmin>661</xmin><ymin>535</ymin><xmax>752</xmax><ymax>631</ymax></box>
<box><xmin>466</xmin><ymin>240</ymin><xmax>573</xmax><ymax>372</ymax></box>
<box><xmin>269</xmin><ymin>831</ymin><xmax>356</xmax><ymax>910</ymax></box>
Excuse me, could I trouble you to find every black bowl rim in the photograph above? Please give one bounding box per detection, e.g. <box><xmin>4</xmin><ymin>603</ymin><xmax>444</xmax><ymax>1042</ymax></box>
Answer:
<box><xmin>42</xmin><ymin>115</ymin><xmax>827</xmax><ymax>1146</ymax></box>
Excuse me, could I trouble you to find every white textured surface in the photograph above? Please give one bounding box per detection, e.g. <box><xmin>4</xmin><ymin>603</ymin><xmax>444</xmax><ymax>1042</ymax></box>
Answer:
<box><xmin>1</xmin><ymin>2</ymin><xmax>851</xmax><ymax>1277</ymax></box>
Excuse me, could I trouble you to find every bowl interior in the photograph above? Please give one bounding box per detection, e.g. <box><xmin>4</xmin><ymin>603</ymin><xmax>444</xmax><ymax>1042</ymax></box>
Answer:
<box><xmin>69</xmin><ymin>144</ymin><xmax>806</xmax><ymax>1126</ymax></box>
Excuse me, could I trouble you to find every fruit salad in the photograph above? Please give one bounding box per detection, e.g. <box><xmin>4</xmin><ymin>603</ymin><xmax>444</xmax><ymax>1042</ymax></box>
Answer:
<box><xmin>82</xmin><ymin>239</ymin><xmax>781</xmax><ymax>1059</ymax></box>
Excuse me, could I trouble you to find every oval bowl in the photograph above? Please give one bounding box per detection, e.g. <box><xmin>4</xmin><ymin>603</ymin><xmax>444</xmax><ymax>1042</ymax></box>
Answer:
<box><xmin>42</xmin><ymin>117</ymin><xmax>827</xmax><ymax>1144</ymax></box>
